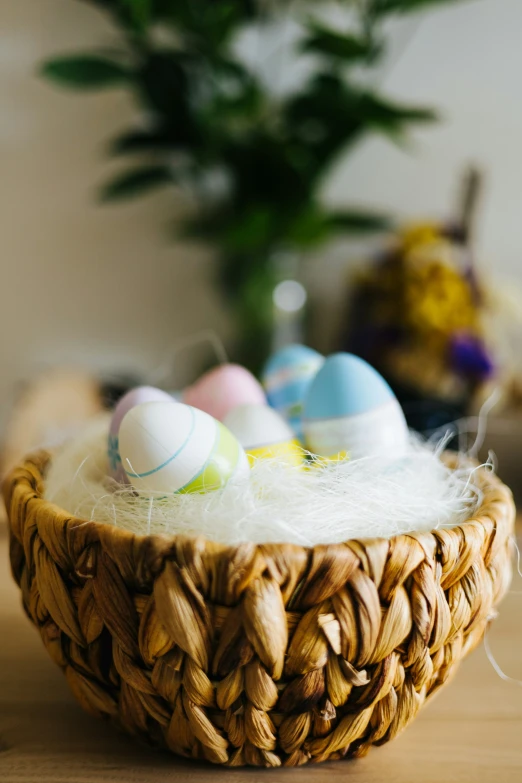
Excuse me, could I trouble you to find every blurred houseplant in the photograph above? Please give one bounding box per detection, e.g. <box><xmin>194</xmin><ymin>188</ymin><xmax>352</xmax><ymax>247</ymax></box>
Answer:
<box><xmin>42</xmin><ymin>0</ymin><xmax>462</xmax><ymax>371</ymax></box>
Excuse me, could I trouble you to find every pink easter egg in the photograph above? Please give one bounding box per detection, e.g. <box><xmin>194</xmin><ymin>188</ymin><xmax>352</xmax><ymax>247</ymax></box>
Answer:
<box><xmin>183</xmin><ymin>364</ymin><xmax>266</xmax><ymax>421</ymax></box>
<box><xmin>108</xmin><ymin>386</ymin><xmax>174</xmax><ymax>482</ymax></box>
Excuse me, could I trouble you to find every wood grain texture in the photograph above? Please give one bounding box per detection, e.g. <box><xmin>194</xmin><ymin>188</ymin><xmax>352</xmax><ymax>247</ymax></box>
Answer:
<box><xmin>1</xmin><ymin>529</ymin><xmax>522</xmax><ymax>782</ymax></box>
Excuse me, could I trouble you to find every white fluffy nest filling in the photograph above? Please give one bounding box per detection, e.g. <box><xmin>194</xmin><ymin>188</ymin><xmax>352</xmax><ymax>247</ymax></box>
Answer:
<box><xmin>44</xmin><ymin>414</ymin><xmax>484</xmax><ymax>547</ymax></box>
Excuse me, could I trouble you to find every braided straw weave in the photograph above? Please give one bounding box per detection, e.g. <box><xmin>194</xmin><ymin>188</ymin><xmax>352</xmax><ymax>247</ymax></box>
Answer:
<box><xmin>4</xmin><ymin>451</ymin><xmax>515</xmax><ymax>767</ymax></box>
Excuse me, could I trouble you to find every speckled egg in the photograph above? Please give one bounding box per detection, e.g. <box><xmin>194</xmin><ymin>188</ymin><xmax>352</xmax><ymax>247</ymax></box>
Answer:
<box><xmin>303</xmin><ymin>353</ymin><xmax>408</xmax><ymax>459</ymax></box>
<box><xmin>262</xmin><ymin>344</ymin><xmax>324</xmax><ymax>440</ymax></box>
<box><xmin>119</xmin><ymin>401</ymin><xmax>249</xmax><ymax>494</ymax></box>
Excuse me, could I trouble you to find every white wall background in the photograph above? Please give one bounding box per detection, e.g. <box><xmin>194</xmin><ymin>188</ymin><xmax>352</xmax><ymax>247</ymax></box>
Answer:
<box><xmin>325</xmin><ymin>0</ymin><xmax>522</xmax><ymax>274</ymax></box>
<box><xmin>1</xmin><ymin>0</ymin><xmax>521</xmax><ymax>416</ymax></box>
<box><xmin>0</xmin><ymin>0</ymin><xmax>232</xmax><ymax>423</ymax></box>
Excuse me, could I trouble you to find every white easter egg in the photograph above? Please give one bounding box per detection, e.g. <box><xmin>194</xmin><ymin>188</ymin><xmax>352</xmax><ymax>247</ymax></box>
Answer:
<box><xmin>107</xmin><ymin>385</ymin><xmax>174</xmax><ymax>483</ymax></box>
<box><xmin>119</xmin><ymin>401</ymin><xmax>249</xmax><ymax>494</ymax></box>
<box><xmin>224</xmin><ymin>404</ymin><xmax>295</xmax><ymax>449</ymax></box>
<box><xmin>224</xmin><ymin>404</ymin><xmax>303</xmax><ymax>466</ymax></box>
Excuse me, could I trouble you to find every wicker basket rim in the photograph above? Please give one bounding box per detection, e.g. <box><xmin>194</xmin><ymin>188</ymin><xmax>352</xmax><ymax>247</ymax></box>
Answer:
<box><xmin>3</xmin><ymin>449</ymin><xmax>514</xmax><ymax>561</ymax></box>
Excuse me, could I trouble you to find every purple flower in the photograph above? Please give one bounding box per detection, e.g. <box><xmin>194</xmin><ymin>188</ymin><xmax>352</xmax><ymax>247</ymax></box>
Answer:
<box><xmin>449</xmin><ymin>332</ymin><xmax>495</xmax><ymax>380</ymax></box>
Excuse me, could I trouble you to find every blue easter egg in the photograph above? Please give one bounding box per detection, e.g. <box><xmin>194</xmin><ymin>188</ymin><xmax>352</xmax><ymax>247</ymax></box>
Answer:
<box><xmin>303</xmin><ymin>353</ymin><xmax>408</xmax><ymax>458</ymax></box>
<box><xmin>262</xmin><ymin>344</ymin><xmax>324</xmax><ymax>440</ymax></box>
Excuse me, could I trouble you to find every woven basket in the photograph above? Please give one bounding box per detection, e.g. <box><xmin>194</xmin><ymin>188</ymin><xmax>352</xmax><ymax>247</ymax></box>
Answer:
<box><xmin>4</xmin><ymin>451</ymin><xmax>515</xmax><ymax>768</ymax></box>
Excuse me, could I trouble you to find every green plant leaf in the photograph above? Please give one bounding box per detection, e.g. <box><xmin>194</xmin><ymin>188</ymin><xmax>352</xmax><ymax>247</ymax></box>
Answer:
<box><xmin>284</xmin><ymin>74</ymin><xmax>436</xmax><ymax>174</ymax></box>
<box><xmin>202</xmin><ymin>81</ymin><xmax>264</xmax><ymax>129</ymax></box>
<box><xmin>139</xmin><ymin>52</ymin><xmax>188</xmax><ymax>114</ymax></box>
<box><xmin>360</xmin><ymin>93</ymin><xmax>438</xmax><ymax>133</ymax></box>
<box><xmin>222</xmin><ymin>207</ymin><xmax>277</xmax><ymax>252</ymax></box>
<box><xmin>108</xmin><ymin>128</ymin><xmax>176</xmax><ymax>155</ymax></box>
<box><xmin>121</xmin><ymin>0</ymin><xmax>151</xmax><ymax>30</ymax></box>
<box><xmin>223</xmin><ymin>134</ymin><xmax>313</xmax><ymax>208</ymax></box>
<box><xmin>40</xmin><ymin>55</ymin><xmax>130</xmax><ymax>89</ymax></box>
<box><xmin>327</xmin><ymin>210</ymin><xmax>392</xmax><ymax>233</ymax></box>
<box><xmin>372</xmin><ymin>0</ymin><xmax>460</xmax><ymax>15</ymax></box>
<box><xmin>301</xmin><ymin>24</ymin><xmax>379</xmax><ymax>62</ymax></box>
<box><xmin>181</xmin><ymin>211</ymin><xmax>224</xmax><ymax>242</ymax></box>
<box><xmin>99</xmin><ymin>165</ymin><xmax>172</xmax><ymax>201</ymax></box>
<box><xmin>286</xmin><ymin>207</ymin><xmax>331</xmax><ymax>247</ymax></box>
<box><xmin>287</xmin><ymin>206</ymin><xmax>392</xmax><ymax>247</ymax></box>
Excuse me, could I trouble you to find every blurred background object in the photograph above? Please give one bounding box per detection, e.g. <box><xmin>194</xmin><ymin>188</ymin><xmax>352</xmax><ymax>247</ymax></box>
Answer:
<box><xmin>1</xmin><ymin>369</ymin><xmax>104</xmax><ymax>480</ymax></box>
<box><xmin>342</xmin><ymin>167</ymin><xmax>495</xmax><ymax>432</ymax></box>
<box><xmin>0</xmin><ymin>365</ymin><xmax>141</xmax><ymax>525</ymax></box>
<box><xmin>0</xmin><ymin>367</ymin><xmax>103</xmax><ymax>523</ymax></box>
<box><xmin>38</xmin><ymin>0</ymin><xmax>465</xmax><ymax>372</ymax></box>
<box><xmin>340</xmin><ymin>164</ymin><xmax>522</xmax><ymax>471</ymax></box>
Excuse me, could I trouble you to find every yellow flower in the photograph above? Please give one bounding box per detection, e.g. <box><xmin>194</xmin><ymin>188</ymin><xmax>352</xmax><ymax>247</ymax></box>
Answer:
<box><xmin>399</xmin><ymin>222</ymin><xmax>442</xmax><ymax>253</ymax></box>
<box><xmin>402</xmin><ymin>258</ymin><xmax>479</xmax><ymax>339</ymax></box>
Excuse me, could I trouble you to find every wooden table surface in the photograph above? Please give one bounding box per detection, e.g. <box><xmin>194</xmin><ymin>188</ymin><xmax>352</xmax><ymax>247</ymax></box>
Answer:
<box><xmin>1</xmin><ymin>530</ymin><xmax>522</xmax><ymax>783</ymax></box>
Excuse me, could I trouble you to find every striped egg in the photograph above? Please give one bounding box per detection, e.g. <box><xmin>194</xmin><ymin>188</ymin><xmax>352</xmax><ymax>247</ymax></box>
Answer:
<box><xmin>118</xmin><ymin>401</ymin><xmax>249</xmax><ymax>494</ymax></box>
<box><xmin>303</xmin><ymin>353</ymin><xmax>408</xmax><ymax>459</ymax></box>
<box><xmin>223</xmin><ymin>404</ymin><xmax>303</xmax><ymax>467</ymax></box>
<box><xmin>108</xmin><ymin>386</ymin><xmax>174</xmax><ymax>483</ymax></box>
<box><xmin>262</xmin><ymin>344</ymin><xmax>324</xmax><ymax>440</ymax></box>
